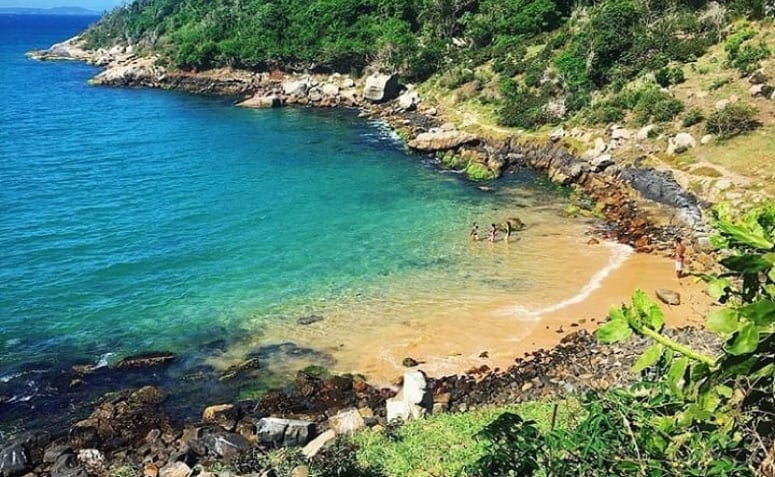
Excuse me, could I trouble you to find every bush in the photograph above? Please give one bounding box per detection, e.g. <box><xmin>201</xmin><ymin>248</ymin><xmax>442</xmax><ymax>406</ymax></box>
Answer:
<box><xmin>629</xmin><ymin>86</ymin><xmax>684</xmax><ymax>124</ymax></box>
<box><xmin>587</xmin><ymin>100</ymin><xmax>626</xmax><ymax>125</ymax></box>
<box><xmin>705</xmin><ymin>102</ymin><xmax>761</xmax><ymax>138</ymax></box>
<box><xmin>655</xmin><ymin>66</ymin><xmax>686</xmax><ymax>87</ymax></box>
<box><xmin>681</xmin><ymin>107</ymin><xmax>705</xmax><ymax>127</ymax></box>
<box><xmin>731</xmin><ymin>42</ymin><xmax>771</xmax><ymax>75</ymax></box>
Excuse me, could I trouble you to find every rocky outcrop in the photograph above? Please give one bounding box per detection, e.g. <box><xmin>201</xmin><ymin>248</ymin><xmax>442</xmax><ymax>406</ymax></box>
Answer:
<box><xmin>116</xmin><ymin>351</ymin><xmax>175</xmax><ymax>369</ymax></box>
<box><xmin>619</xmin><ymin>167</ymin><xmax>702</xmax><ymax>226</ymax></box>
<box><xmin>362</xmin><ymin>73</ymin><xmax>401</xmax><ymax>103</ymax></box>
<box><xmin>407</xmin><ymin>130</ymin><xmax>479</xmax><ymax>151</ymax></box>
<box><xmin>68</xmin><ymin>386</ymin><xmax>170</xmax><ymax>450</ymax></box>
<box><xmin>386</xmin><ymin>371</ymin><xmax>432</xmax><ymax>423</ymax></box>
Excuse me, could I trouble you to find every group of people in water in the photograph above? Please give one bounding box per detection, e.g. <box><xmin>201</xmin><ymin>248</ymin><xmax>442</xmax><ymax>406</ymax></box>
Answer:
<box><xmin>469</xmin><ymin>220</ymin><xmax>521</xmax><ymax>243</ymax></box>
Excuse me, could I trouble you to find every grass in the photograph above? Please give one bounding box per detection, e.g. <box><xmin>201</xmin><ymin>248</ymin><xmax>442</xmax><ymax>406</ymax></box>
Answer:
<box><xmin>351</xmin><ymin>399</ymin><xmax>584</xmax><ymax>477</ymax></box>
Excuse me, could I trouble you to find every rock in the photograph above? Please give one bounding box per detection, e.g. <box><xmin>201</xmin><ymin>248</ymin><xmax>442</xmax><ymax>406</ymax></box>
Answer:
<box><xmin>202</xmin><ymin>404</ymin><xmax>240</xmax><ymax>432</ymax></box>
<box><xmin>328</xmin><ymin>408</ymin><xmax>365</xmax><ymax>435</ymax></box>
<box><xmin>611</xmin><ymin>127</ymin><xmax>631</xmax><ymax>140</ymax></box>
<box><xmin>636</xmin><ymin>125</ymin><xmax>656</xmax><ymax>140</ymax></box>
<box><xmin>200</xmin><ymin>432</ymin><xmax>251</xmax><ymax>460</ymax></box>
<box><xmin>341</xmin><ymin>78</ymin><xmax>356</xmax><ymax>88</ymax></box>
<box><xmin>69</xmin><ymin>386</ymin><xmax>169</xmax><ymax>451</ymax></box>
<box><xmin>308</xmin><ymin>87</ymin><xmax>323</xmax><ymax>102</ymax></box>
<box><xmin>715</xmin><ymin>99</ymin><xmax>730</xmax><ymax>111</ymax></box>
<box><xmin>656</xmin><ymin>289</ymin><xmax>681</xmax><ymax>306</ymax></box>
<box><xmin>301</xmin><ymin>430</ymin><xmax>336</xmax><ymax>459</ymax></box>
<box><xmin>237</xmin><ymin>95</ymin><xmax>280</xmax><ymax>108</ymax></box>
<box><xmin>593</xmin><ymin>137</ymin><xmax>607</xmax><ymax>155</ymax></box>
<box><xmin>591</xmin><ymin>154</ymin><xmax>614</xmax><ymax>172</ymax></box>
<box><xmin>402</xmin><ymin>357</ymin><xmax>419</xmax><ymax>367</ymax></box>
<box><xmin>426</xmin><ymin>107</ymin><xmax>437</xmax><ymax>116</ymax></box>
<box><xmin>667</xmin><ymin>133</ymin><xmax>695</xmax><ymax>155</ymax></box>
<box><xmin>715</xmin><ymin>178</ymin><xmax>732</xmax><ymax>191</ymax></box>
<box><xmin>321</xmin><ymin>83</ymin><xmax>339</xmax><ymax>97</ymax></box>
<box><xmin>282</xmin><ymin>79</ymin><xmax>309</xmax><ymax>97</ymax></box>
<box><xmin>116</xmin><ymin>351</ymin><xmax>175</xmax><ymax>369</ymax></box>
<box><xmin>619</xmin><ymin>167</ymin><xmax>701</xmax><ymax>226</ymax></box>
<box><xmin>159</xmin><ymin>462</ymin><xmax>192</xmax><ymax>477</ymax></box>
<box><xmin>76</xmin><ymin>449</ymin><xmax>106</xmax><ymax>476</ymax></box>
<box><xmin>50</xmin><ymin>454</ymin><xmax>83</xmax><ymax>477</ymax></box>
<box><xmin>297</xmin><ymin>315</ymin><xmax>323</xmax><ymax>325</ymax></box>
<box><xmin>750</xmin><ymin>84</ymin><xmax>774</xmax><ymax>98</ymax></box>
<box><xmin>220</xmin><ymin>357</ymin><xmax>260</xmax><ymax>380</ymax></box>
<box><xmin>255</xmin><ymin>417</ymin><xmax>315</xmax><ymax>447</ymax></box>
<box><xmin>362</xmin><ymin>73</ymin><xmax>401</xmax><ymax>103</ymax></box>
<box><xmin>386</xmin><ymin>371</ymin><xmax>431</xmax><ymax>423</ymax></box>
<box><xmin>407</xmin><ymin>131</ymin><xmax>478</xmax><ymax>151</ymax></box>
<box><xmin>701</xmin><ymin>134</ymin><xmax>714</xmax><ymax>145</ymax></box>
<box><xmin>749</xmin><ymin>69</ymin><xmax>769</xmax><ymax>85</ymax></box>
<box><xmin>0</xmin><ymin>445</ymin><xmax>30</xmax><ymax>477</ymax></box>
<box><xmin>397</xmin><ymin>90</ymin><xmax>419</xmax><ymax>111</ymax></box>
<box><xmin>290</xmin><ymin>466</ymin><xmax>309</xmax><ymax>477</ymax></box>
<box><xmin>43</xmin><ymin>445</ymin><xmax>71</xmax><ymax>465</ymax></box>
<box><xmin>549</xmin><ymin>128</ymin><xmax>565</xmax><ymax>142</ymax></box>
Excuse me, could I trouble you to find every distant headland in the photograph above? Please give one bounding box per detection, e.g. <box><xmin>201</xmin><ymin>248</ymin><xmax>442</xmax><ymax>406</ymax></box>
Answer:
<box><xmin>0</xmin><ymin>6</ymin><xmax>100</xmax><ymax>15</ymax></box>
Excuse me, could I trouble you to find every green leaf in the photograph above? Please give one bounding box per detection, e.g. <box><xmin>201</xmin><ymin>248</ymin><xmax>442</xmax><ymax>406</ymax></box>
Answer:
<box><xmin>666</xmin><ymin>356</ymin><xmax>689</xmax><ymax>398</ymax></box>
<box><xmin>716</xmin><ymin>220</ymin><xmax>774</xmax><ymax>250</ymax></box>
<box><xmin>707</xmin><ymin>278</ymin><xmax>733</xmax><ymax>300</ymax></box>
<box><xmin>751</xmin><ymin>363</ymin><xmax>775</xmax><ymax>379</ymax></box>
<box><xmin>714</xmin><ymin>384</ymin><xmax>733</xmax><ymax>398</ymax></box>
<box><xmin>632</xmin><ymin>343</ymin><xmax>663</xmax><ymax>373</ymax></box>
<box><xmin>720</xmin><ymin>254</ymin><xmax>773</xmax><ymax>274</ymax></box>
<box><xmin>608</xmin><ymin>305</ymin><xmax>627</xmax><ymax>322</ymax></box>
<box><xmin>706</xmin><ymin>308</ymin><xmax>739</xmax><ymax>334</ymax></box>
<box><xmin>739</xmin><ymin>299</ymin><xmax>775</xmax><ymax>327</ymax></box>
<box><xmin>596</xmin><ymin>318</ymin><xmax>632</xmax><ymax>343</ymax></box>
<box><xmin>725</xmin><ymin>322</ymin><xmax>759</xmax><ymax>355</ymax></box>
<box><xmin>632</xmin><ymin>289</ymin><xmax>664</xmax><ymax>330</ymax></box>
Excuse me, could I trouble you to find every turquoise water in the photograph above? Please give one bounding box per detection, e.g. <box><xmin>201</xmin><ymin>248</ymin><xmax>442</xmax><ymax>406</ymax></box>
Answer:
<box><xmin>0</xmin><ymin>15</ymin><xmax>617</xmax><ymax>431</ymax></box>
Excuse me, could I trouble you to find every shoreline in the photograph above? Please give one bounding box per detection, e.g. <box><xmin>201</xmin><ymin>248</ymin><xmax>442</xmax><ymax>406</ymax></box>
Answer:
<box><xmin>0</xmin><ymin>34</ymin><xmax>723</xmax><ymax>473</ymax></box>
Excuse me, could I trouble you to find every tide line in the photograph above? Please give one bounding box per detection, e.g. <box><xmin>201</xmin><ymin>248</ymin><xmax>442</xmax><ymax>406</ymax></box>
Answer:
<box><xmin>506</xmin><ymin>241</ymin><xmax>633</xmax><ymax>321</ymax></box>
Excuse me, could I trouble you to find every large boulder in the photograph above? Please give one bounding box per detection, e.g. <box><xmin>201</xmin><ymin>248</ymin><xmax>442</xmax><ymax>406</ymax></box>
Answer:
<box><xmin>362</xmin><ymin>73</ymin><xmax>401</xmax><ymax>103</ymax></box>
<box><xmin>255</xmin><ymin>417</ymin><xmax>315</xmax><ymax>448</ymax></box>
<box><xmin>237</xmin><ymin>94</ymin><xmax>281</xmax><ymax>109</ymax></box>
<box><xmin>327</xmin><ymin>408</ymin><xmax>365</xmax><ymax>435</ymax></box>
<box><xmin>386</xmin><ymin>371</ymin><xmax>432</xmax><ymax>423</ymax></box>
<box><xmin>282</xmin><ymin>79</ymin><xmax>309</xmax><ymax>97</ymax></box>
<box><xmin>202</xmin><ymin>404</ymin><xmax>240</xmax><ymax>432</ymax></box>
<box><xmin>0</xmin><ymin>444</ymin><xmax>30</xmax><ymax>477</ymax></box>
<box><xmin>407</xmin><ymin>131</ymin><xmax>479</xmax><ymax>151</ymax></box>
<box><xmin>667</xmin><ymin>133</ymin><xmax>695</xmax><ymax>155</ymax></box>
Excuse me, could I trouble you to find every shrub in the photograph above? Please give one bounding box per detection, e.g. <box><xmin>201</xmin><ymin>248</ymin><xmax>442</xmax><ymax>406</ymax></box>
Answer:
<box><xmin>632</xmin><ymin>86</ymin><xmax>684</xmax><ymax>124</ymax></box>
<box><xmin>731</xmin><ymin>42</ymin><xmax>771</xmax><ymax>75</ymax></box>
<box><xmin>681</xmin><ymin>107</ymin><xmax>705</xmax><ymax>127</ymax></box>
<box><xmin>587</xmin><ymin>101</ymin><xmax>625</xmax><ymax>125</ymax></box>
<box><xmin>655</xmin><ymin>66</ymin><xmax>686</xmax><ymax>87</ymax></box>
<box><xmin>705</xmin><ymin>102</ymin><xmax>760</xmax><ymax>138</ymax></box>
<box><xmin>497</xmin><ymin>85</ymin><xmax>554</xmax><ymax>129</ymax></box>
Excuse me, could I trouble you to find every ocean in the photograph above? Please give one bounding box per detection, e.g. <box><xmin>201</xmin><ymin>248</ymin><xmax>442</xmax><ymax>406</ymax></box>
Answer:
<box><xmin>0</xmin><ymin>14</ymin><xmax>628</xmax><ymax>434</ymax></box>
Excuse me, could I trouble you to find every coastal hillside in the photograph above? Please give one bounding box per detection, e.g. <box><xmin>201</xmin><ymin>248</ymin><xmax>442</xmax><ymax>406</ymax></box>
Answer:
<box><xmin>83</xmin><ymin>0</ymin><xmax>775</xmax><ymax>206</ymax></box>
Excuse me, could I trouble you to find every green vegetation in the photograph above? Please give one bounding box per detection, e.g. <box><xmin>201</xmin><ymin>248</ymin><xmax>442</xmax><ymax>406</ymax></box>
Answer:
<box><xmin>84</xmin><ymin>0</ymin><xmax>771</xmax><ymax>131</ymax></box>
<box><xmin>706</xmin><ymin>102</ymin><xmax>761</xmax><ymax>139</ymax></box>
<box><xmin>465</xmin><ymin>161</ymin><xmax>497</xmax><ymax>181</ymax></box>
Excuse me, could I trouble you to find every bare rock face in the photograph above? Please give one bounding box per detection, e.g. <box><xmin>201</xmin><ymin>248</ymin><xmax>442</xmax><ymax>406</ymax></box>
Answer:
<box><xmin>362</xmin><ymin>73</ymin><xmax>401</xmax><ymax>103</ymax></box>
<box><xmin>407</xmin><ymin>131</ymin><xmax>479</xmax><ymax>151</ymax></box>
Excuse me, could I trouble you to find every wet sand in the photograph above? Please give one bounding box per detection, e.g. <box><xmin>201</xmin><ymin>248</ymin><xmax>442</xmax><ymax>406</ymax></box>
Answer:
<box><xmin>221</xmin><ymin>238</ymin><xmax>714</xmax><ymax>388</ymax></box>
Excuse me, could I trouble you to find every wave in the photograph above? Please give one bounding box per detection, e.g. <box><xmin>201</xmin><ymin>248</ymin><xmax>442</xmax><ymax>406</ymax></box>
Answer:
<box><xmin>507</xmin><ymin>241</ymin><xmax>633</xmax><ymax>320</ymax></box>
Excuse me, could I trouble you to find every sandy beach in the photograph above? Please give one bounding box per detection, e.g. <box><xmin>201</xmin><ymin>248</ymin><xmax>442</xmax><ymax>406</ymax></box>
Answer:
<box><xmin>216</xmin><ymin>238</ymin><xmax>715</xmax><ymax>387</ymax></box>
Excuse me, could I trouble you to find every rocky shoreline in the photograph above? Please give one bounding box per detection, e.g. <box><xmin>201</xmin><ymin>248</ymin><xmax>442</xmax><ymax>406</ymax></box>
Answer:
<box><xmin>1</xmin><ymin>36</ymin><xmax>723</xmax><ymax>477</ymax></box>
<box><xmin>28</xmin><ymin>35</ymin><xmax>712</xmax><ymax>255</ymax></box>
<box><xmin>0</xmin><ymin>327</ymin><xmax>721</xmax><ymax>477</ymax></box>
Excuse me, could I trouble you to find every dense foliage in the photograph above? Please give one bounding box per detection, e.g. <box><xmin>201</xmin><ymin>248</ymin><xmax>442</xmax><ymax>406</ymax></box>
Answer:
<box><xmin>83</xmin><ymin>0</ymin><xmax>771</xmax><ymax>127</ymax></box>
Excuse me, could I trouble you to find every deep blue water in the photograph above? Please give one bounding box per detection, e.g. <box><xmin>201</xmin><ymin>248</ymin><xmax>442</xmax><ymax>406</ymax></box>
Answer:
<box><xmin>0</xmin><ymin>14</ymin><xmax>588</xmax><ymax>433</ymax></box>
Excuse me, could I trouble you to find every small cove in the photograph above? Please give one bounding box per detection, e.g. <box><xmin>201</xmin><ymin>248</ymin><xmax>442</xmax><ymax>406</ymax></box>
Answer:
<box><xmin>0</xmin><ymin>14</ymin><xmax>626</xmax><ymax>433</ymax></box>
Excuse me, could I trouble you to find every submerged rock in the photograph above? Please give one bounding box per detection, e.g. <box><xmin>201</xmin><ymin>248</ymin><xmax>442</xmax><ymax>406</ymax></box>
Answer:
<box><xmin>116</xmin><ymin>351</ymin><xmax>176</xmax><ymax>369</ymax></box>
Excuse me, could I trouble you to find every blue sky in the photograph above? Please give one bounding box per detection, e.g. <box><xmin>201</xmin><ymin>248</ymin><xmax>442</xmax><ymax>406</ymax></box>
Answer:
<box><xmin>0</xmin><ymin>0</ymin><xmax>124</xmax><ymax>10</ymax></box>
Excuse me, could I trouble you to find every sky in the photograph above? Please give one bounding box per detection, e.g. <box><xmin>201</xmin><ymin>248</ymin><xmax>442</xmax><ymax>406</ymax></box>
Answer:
<box><xmin>0</xmin><ymin>0</ymin><xmax>124</xmax><ymax>10</ymax></box>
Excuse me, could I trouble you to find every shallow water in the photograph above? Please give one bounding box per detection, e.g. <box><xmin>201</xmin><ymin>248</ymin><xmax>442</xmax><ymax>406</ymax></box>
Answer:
<box><xmin>0</xmin><ymin>14</ymin><xmax>623</xmax><ymax>433</ymax></box>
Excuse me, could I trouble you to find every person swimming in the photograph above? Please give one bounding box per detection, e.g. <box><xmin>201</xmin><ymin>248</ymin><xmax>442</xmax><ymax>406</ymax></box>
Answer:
<box><xmin>505</xmin><ymin>220</ymin><xmax>512</xmax><ymax>241</ymax></box>
<box><xmin>488</xmin><ymin>223</ymin><xmax>497</xmax><ymax>243</ymax></box>
<box><xmin>469</xmin><ymin>222</ymin><xmax>479</xmax><ymax>241</ymax></box>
